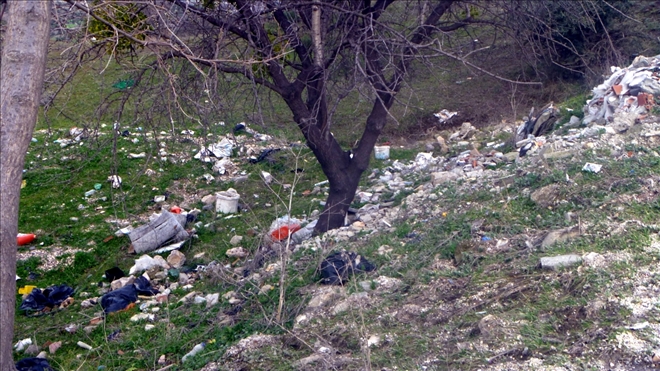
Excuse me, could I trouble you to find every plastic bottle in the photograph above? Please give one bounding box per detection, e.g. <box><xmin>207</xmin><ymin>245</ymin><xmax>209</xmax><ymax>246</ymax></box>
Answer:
<box><xmin>182</xmin><ymin>342</ymin><xmax>205</xmax><ymax>362</ymax></box>
<box><xmin>17</xmin><ymin>233</ymin><xmax>36</xmax><ymax>246</ymax></box>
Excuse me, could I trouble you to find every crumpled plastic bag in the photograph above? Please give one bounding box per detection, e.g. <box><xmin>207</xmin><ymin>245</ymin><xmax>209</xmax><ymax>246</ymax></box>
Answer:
<box><xmin>15</xmin><ymin>357</ymin><xmax>55</xmax><ymax>371</ymax></box>
<box><xmin>101</xmin><ymin>284</ymin><xmax>138</xmax><ymax>314</ymax></box>
<box><xmin>129</xmin><ymin>254</ymin><xmax>169</xmax><ymax>275</ymax></box>
<box><xmin>268</xmin><ymin>216</ymin><xmax>302</xmax><ymax>241</ymax></box>
<box><xmin>105</xmin><ymin>267</ymin><xmax>125</xmax><ymax>282</ymax></box>
<box><xmin>134</xmin><ymin>276</ymin><xmax>159</xmax><ymax>296</ymax></box>
<box><xmin>19</xmin><ymin>284</ymin><xmax>74</xmax><ymax>313</ymax></box>
<box><xmin>320</xmin><ymin>251</ymin><xmax>375</xmax><ymax>285</ymax></box>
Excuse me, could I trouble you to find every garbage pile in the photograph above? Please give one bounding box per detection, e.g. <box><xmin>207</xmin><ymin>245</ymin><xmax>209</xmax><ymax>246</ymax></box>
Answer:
<box><xmin>19</xmin><ymin>284</ymin><xmax>75</xmax><ymax>315</ymax></box>
<box><xmin>515</xmin><ymin>103</ymin><xmax>560</xmax><ymax>143</ymax></box>
<box><xmin>583</xmin><ymin>54</ymin><xmax>660</xmax><ymax>125</ymax></box>
<box><xmin>193</xmin><ymin>122</ymin><xmax>281</xmax><ymax>178</ymax></box>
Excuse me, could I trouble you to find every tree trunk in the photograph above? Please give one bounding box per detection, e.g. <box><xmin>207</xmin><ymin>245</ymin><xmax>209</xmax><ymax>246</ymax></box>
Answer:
<box><xmin>315</xmin><ymin>165</ymin><xmax>363</xmax><ymax>232</ymax></box>
<box><xmin>0</xmin><ymin>1</ymin><xmax>51</xmax><ymax>369</ymax></box>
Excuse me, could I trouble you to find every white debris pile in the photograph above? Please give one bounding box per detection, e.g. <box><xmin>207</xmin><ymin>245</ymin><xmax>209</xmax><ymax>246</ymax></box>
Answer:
<box><xmin>194</xmin><ymin>137</ymin><xmax>234</xmax><ymax>163</ymax></box>
<box><xmin>583</xmin><ymin>54</ymin><xmax>660</xmax><ymax>125</ymax></box>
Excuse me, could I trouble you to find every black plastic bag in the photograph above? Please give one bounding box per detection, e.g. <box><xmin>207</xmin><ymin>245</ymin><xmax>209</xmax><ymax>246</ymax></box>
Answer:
<box><xmin>101</xmin><ymin>284</ymin><xmax>137</xmax><ymax>313</ymax></box>
<box><xmin>19</xmin><ymin>289</ymin><xmax>49</xmax><ymax>312</ymax></box>
<box><xmin>19</xmin><ymin>284</ymin><xmax>74</xmax><ymax>312</ymax></box>
<box><xmin>134</xmin><ymin>276</ymin><xmax>159</xmax><ymax>296</ymax></box>
<box><xmin>15</xmin><ymin>357</ymin><xmax>55</xmax><ymax>371</ymax></box>
<box><xmin>320</xmin><ymin>251</ymin><xmax>375</xmax><ymax>285</ymax></box>
<box><xmin>105</xmin><ymin>267</ymin><xmax>125</xmax><ymax>282</ymax></box>
<box><xmin>43</xmin><ymin>285</ymin><xmax>74</xmax><ymax>305</ymax></box>
<box><xmin>249</xmin><ymin>148</ymin><xmax>280</xmax><ymax>164</ymax></box>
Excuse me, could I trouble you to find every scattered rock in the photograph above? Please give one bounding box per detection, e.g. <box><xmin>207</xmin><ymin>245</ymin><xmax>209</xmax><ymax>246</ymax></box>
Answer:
<box><xmin>224</xmin><ymin>334</ymin><xmax>280</xmax><ymax>358</ymax></box>
<box><xmin>530</xmin><ymin>184</ymin><xmax>561</xmax><ymax>208</ymax></box>
<box><xmin>130</xmin><ymin>313</ymin><xmax>155</xmax><ymax>322</ymax></box>
<box><xmin>431</xmin><ymin>171</ymin><xmax>459</xmax><ymax>186</ymax></box>
<box><xmin>259</xmin><ymin>284</ymin><xmax>274</xmax><ymax>295</ymax></box>
<box><xmin>205</xmin><ymin>293</ymin><xmax>220</xmax><ymax>308</ymax></box>
<box><xmin>25</xmin><ymin>344</ymin><xmax>40</xmax><ymax>356</ymax></box>
<box><xmin>226</xmin><ymin>247</ymin><xmax>248</xmax><ymax>258</ymax></box>
<box><xmin>367</xmin><ymin>334</ymin><xmax>382</xmax><ymax>348</ymax></box>
<box><xmin>582</xmin><ymin>252</ymin><xmax>606</xmax><ymax>268</ymax></box>
<box><xmin>229</xmin><ymin>235</ymin><xmax>243</xmax><ymax>246</ymax></box>
<box><xmin>436</xmin><ymin>135</ymin><xmax>449</xmax><ymax>154</ymax></box>
<box><xmin>307</xmin><ymin>287</ymin><xmax>343</xmax><ymax>309</ymax></box>
<box><xmin>111</xmin><ymin>276</ymin><xmax>135</xmax><ymax>290</ymax></box>
<box><xmin>167</xmin><ymin>250</ymin><xmax>186</xmax><ymax>269</ymax></box>
<box><xmin>48</xmin><ymin>341</ymin><xmax>62</xmax><ymax>354</ymax></box>
<box><xmin>201</xmin><ymin>194</ymin><xmax>216</xmax><ymax>205</ymax></box>
<box><xmin>374</xmin><ymin>276</ymin><xmax>404</xmax><ymax>292</ymax></box>
<box><xmin>541</xmin><ymin>226</ymin><xmax>580</xmax><ymax>248</ymax></box>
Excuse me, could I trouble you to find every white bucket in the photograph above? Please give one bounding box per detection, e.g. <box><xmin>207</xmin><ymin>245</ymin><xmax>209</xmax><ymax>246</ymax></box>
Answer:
<box><xmin>374</xmin><ymin>145</ymin><xmax>390</xmax><ymax>160</ymax></box>
<box><xmin>215</xmin><ymin>188</ymin><xmax>240</xmax><ymax>213</ymax></box>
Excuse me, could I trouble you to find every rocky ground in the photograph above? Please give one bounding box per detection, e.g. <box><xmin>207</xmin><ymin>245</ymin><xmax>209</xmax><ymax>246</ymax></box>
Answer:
<box><xmin>190</xmin><ymin>109</ymin><xmax>660</xmax><ymax>370</ymax></box>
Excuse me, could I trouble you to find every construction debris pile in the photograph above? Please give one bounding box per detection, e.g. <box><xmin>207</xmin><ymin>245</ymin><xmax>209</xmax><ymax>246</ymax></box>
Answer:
<box><xmin>583</xmin><ymin>54</ymin><xmax>660</xmax><ymax>125</ymax></box>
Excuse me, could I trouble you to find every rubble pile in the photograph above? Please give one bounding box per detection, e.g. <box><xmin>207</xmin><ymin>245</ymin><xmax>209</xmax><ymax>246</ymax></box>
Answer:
<box><xmin>583</xmin><ymin>54</ymin><xmax>660</xmax><ymax>125</ymax></box>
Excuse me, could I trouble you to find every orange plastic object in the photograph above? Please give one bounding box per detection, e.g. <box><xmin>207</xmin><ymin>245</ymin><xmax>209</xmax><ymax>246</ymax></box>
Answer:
<box><xmin>170</xmin><ymin>206</ymin><xmax>182</xmax><ymax>214</ymax></box>
<box><xmin>17</xmin><ymin>233</ymin><xmax>36</xmax><ymax>246</ymax></box>
<box><xmin>270</xmin><ymin>224</ymin><xmax>301</xmax><ymax>241</ymax></box>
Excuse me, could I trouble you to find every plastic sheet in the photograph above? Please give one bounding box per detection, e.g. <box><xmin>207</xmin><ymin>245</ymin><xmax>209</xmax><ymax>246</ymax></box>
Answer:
<box><xmin>19</xmin><ymin>284</ymin><xmax>74</xmax><ymax>312</ymax></box>
<box><xmin>101</xmin><ymin>284</ymin><xmax>138</xmax><ymax>313</ymax></box>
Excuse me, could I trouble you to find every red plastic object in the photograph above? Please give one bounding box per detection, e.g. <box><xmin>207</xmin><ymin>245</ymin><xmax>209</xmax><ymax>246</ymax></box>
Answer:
<box><xmin>170</xmin><ymin>206</ymin><xmax>182</xmax><ymax>214</ymax></box>
<box><xmin>270</xmin><ymin>224</ymin><xmax>301</xmax><ymax>241</ymax></box>
<box><xmin>17</xmin><ymin>233</ymin><xmax>36</xmax><ymax>246</ymax></box>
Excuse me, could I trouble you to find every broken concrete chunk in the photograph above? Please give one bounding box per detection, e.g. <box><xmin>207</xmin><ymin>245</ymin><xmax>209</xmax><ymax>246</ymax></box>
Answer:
<box><xmin>540</xmin><ymin>254</ymin><xmax>582</xmax><ymax>270</ymax></box>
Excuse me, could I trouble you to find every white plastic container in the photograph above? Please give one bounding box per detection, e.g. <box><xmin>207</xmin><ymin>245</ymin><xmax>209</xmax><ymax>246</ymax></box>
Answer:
<box><xmin>216</xmin><ymin>188</ymin><xmax>240</xmax><ymax>213</ymax></box>
<box><xmin>374</xmin><ymin>145</ymin><xmax>390</xmax><ymax>160</ymax></box>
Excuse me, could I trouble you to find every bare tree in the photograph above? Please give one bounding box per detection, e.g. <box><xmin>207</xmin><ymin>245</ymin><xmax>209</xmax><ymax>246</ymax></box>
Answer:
<box><xmin>55</xmin><ymin>0</ymin><xmax>643</xmax><ymax>233</ymax></box>
<box><xmin>0</xmin><ymin>1</ymin><xmax>52</xmax><ymax>369</ymax></box>
<box><xmin>63</xmin><ymin>0</ymin><xmax>483</xmax><ymax>233</ymax></box>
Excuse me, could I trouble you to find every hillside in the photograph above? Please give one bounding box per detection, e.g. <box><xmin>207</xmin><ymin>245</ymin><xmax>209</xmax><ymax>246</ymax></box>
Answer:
<box><xmin>12</xmin><ymin>56</ymin><xmax>660</xmax><ymax>371</ymax></box>
<box><xmin>15</xmin><ymin>100</ymin><xmax>660</xmax><ymax>370</ymax></box>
